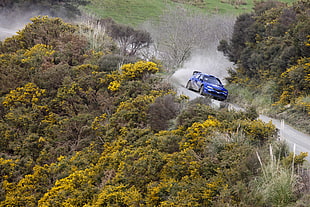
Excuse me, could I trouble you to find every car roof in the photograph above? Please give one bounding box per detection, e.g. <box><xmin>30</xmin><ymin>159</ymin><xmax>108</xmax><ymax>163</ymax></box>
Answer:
<box><xmin>193</xmin><ymin>71</ymin><xmax>217</xmax><ymax>78</ymax></box>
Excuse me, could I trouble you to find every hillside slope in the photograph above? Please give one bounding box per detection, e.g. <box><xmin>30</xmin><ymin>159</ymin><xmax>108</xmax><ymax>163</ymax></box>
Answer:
<box><xmin>83</xmin><ymin>0</ymin><xmax>297</xmax><ymax>25</ymax></box>
<box><xmin>0</xmin><ymin>15</ymin><xmax>309</xmax><ymax>206</ymax></box>
<box><xmin>218</xmin><ymin>0</ymin><xmax>310</xmax><ymax>134</ymax></box>
<box><xmin>0</xmin><ymin>1</ymin><xmax>309</xmax><ymax>206</ymax></box>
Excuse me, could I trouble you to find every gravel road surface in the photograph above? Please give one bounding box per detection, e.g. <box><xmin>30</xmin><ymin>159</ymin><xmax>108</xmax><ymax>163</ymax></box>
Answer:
<box><xmin>175</xmin><ymin>82</ymin><xmax>310</xmax><ymax>161</ymax></box>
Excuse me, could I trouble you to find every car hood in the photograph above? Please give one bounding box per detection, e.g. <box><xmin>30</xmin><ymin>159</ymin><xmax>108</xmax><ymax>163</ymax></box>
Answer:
<box><xmin>207</xmin><ymin>83</ymin><xmax>227</xmax><ymax>91</ymax></box>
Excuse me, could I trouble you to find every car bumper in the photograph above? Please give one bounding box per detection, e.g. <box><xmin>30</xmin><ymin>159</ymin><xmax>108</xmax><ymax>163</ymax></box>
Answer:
<box><xmin>203</xmin><ymin>88</ymin><xmax>228</xmax><ymax>100</ymax></box>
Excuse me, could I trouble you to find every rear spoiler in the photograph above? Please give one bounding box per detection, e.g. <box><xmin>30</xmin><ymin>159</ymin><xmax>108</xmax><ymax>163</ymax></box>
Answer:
<box><xmin>193</xmin><ymin>71</ymin><xmax>201</xmax><ymax>75</ymax></box>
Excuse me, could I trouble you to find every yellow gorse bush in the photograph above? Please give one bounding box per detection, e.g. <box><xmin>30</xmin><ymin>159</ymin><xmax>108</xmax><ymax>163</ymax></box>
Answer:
<box><xmin>92</xmin><ymin>184</ymin><xmax>142</xmax><ymax>206</ymax></box>
<box><xmin>2</xmin><ymin>82</ymin><xmax>46</xmax><ymax>108</ymax></box>
<box><xmin>2</xmin><ymin>164</ymin><xmax>52</xmax><ymax>206</ymax></box>
<box><xmin>181</xmin><ymin>116</ymin><xmax>221</xmax><ymax>150</ymax></box>
<box><xmin>278</xmin><ymin>57</ymin><xmax>310</xmax><ymax>105</ymax></box>
<box><xmin>120</xmin><ymin>60</ymin><xmax>159</xmax><ymax>79</ymax></box>
<box><xmin>21</xmin><ymin>44</ymin><xmax>55</xmax><ymax>70</ymax></box>
<box><xmin>38</xmin><ymin>168</ymin><xmax>97</xmax><ymax>206</ymax></box>
<box><xmin>74</xmin><ymin>63</ymin><xmax>99</xmax><ymax>71</ymax></box>
<box><xmin>108</xmin><ymin>80</ymin><xmax>121</xmax><ymax>91</ymax></box>
<box><xmin>0</xmin><ymin>158</ymin><xmax>18</xmax><ymax>179</ymax></box>
<box><xmin>295</xmin><ymin>96</ymin><xmax>310</xmax><ymax>114</ymax></box>
<box><xmin>116</xmin><ymin>93</ymin><xmax>157</xmax><ymax>113</ymax></box>
<box><xmin>107</xmin><ymin>61</ymin><xmax>159</xmax><ymax>92</ymax></box>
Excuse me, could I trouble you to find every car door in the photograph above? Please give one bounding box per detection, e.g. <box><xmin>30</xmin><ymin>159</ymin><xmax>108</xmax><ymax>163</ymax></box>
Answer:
<box><xmin>195</xmin><ymin>74</ymin><xmax>204</xmax><ymax>91</ymax></box>
<box><xmin>192</xmin><ymin>73</ymin><xmax>201</xmax><ymax>91</ymax></box>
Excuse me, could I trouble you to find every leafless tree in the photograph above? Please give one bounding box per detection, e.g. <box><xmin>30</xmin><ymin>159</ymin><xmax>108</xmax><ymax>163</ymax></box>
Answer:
<box><xmin>142</xmin><ymin>6</ymin><xmax>235</xmax><ymax>71</ymax></box>
<box><xmin>108</xmin><ymin>23</ymin><xmax>152</xmax><ymax>56</ymax></box>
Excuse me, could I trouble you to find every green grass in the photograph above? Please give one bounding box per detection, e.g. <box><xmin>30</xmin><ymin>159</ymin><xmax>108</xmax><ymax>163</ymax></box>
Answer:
<box><xmin>83</xmin><ymin>0</ymin><xmax>169</xmax><ymax>26</ymax></box>
<box><xmin>82</xmin><ymin>0</ymin><xmax>298</xmax><ymax>26</ymax></box>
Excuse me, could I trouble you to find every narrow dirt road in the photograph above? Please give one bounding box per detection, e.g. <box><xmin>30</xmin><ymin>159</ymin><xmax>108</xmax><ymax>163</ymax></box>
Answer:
<box><xmin>259</xmin><ymin>115</ymin><xmax>310</xmax><ymax>161</ymax></box>
<box><xmin>175</xmin><ymin>81</ymin><xmax>310</xmax><ymax>161</ymax></box>
<box><xmin>0</xmin><ymin>26</ymin><xmax>16</xmax><ymax>40</ymax></box>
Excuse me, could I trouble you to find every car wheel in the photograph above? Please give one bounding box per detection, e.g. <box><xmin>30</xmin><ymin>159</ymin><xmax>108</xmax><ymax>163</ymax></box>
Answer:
<box><xmin>186</xmin><ymin>81</ymin><xmax>191</xmax><ymax>90</ymax></box>
<box><xmin>199</xmin><ymin>86</ymin><xmax>204</xmax><ymax>95</ymax></box>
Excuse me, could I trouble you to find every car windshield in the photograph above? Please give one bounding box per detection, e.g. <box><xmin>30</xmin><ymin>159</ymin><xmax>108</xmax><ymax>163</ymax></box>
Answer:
<box><xmin>203</xmin><ymin>76</ymin><xmax>222</xmax><ymax>85</ymax></box>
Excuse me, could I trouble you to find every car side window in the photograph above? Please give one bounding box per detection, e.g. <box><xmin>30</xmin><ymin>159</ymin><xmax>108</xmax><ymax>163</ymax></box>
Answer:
<box><xmin>216</xmin><ymin>78</ymin><xmax>223</xmax><ymax>85</ymax></box>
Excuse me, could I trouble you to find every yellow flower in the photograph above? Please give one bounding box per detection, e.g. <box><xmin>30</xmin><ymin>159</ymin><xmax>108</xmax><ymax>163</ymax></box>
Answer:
<box><xmin>108</xmin><ymin>80</ymin><xmax>121</xmax><ymax>91</ymax></box>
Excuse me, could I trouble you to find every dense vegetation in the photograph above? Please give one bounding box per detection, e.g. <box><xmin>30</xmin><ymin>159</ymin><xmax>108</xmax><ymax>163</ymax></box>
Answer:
<box><xmin>0</xmin><ymin>7</ymin><xmax>310</xmax><ymax>206</ymax></box>
<box><xmin>0</xmin><ymin>0</ymin><xmax>309</xmax><ymax>206</ymax></box>
<box><xmin>218</xmin><ymin>0</ymin><xmax>310</xmax><ymax>133</ymax></box>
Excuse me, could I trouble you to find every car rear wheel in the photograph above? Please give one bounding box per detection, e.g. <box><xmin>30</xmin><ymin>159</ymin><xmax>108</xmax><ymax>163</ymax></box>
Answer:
<box><xmin>199</xmin><ymin>86</ymin><xmax>204</xmax><ymax>95</ymax></box>
<box><xmin>186</xmin><ymin>81</ymin><xmax>191</xmax><ymax>90</ymax></box>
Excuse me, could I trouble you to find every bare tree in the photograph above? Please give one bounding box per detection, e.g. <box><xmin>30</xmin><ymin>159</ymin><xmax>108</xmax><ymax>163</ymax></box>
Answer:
<box><xmin>108</xmin><ymin>23</ymin><xmax>152</xmax><ymax>56</ymax></box>
<box><xmin>143</xmin><ymin>7</ymin><xmax>235</xmax><ymax>71</ymax></box>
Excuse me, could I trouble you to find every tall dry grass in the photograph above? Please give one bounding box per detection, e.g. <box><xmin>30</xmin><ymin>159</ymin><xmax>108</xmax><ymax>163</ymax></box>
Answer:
<box><xmin>77</xmin><ymin>14</ymin><xmax>115</xmax><ymax>53</ymax></box>
<box><xmin>252</xmin><ymin>145</ymin><xmax>310</xmax><ymax>206</ymax></box>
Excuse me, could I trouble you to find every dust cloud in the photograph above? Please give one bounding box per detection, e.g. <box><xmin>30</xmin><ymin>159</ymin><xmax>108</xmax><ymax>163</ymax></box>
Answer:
<box><xmin>0</xmin><ymin>3</ymin><xmax>79</xmax><ymax>41</ymax></box>
<box><xmin>0</xmin><ymin>13</ymin><xmax>26</xmax><ymax>40</ymax></box>
<box><xmin>166</xmin><ymin>13</ymin><xmax>236</xmax><ymax>87</ymax></box>
<box><xmin>0</xmin><ymin>8</ymin><xmax>49</xmax><ymax>40</ymax></box>
<box><xmin>171</xmin><ymin>45</ymin><xmax>234</xmax><ymax>87</ymax></box>
<box><xmin>1</xmin><ymin>4</ymin><xmax>234</xmax><ymax>86</ymax></box>
<box><xmin>0</xmin><ymin>26</ymin><xmax>16</xmax><ymax>40</ymax></box>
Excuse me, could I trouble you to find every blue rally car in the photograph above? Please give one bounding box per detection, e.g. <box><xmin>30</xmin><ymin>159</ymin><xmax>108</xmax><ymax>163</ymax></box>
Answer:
<box><xmin>186</xmin><ymin>71</ymin><xmax>228</xmax><ymax>101</ymax></box>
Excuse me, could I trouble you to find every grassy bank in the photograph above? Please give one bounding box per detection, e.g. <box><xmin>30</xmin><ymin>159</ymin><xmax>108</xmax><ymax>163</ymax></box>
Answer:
<box><xmin>227</xmin><ymin>83</ymin><xmax>310</xmax><ymax>135</ymax></box>
<box><xmin>82</xmin><ymin>0</ymin><xmax>297</xmax><ymax>26</ymax></box>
